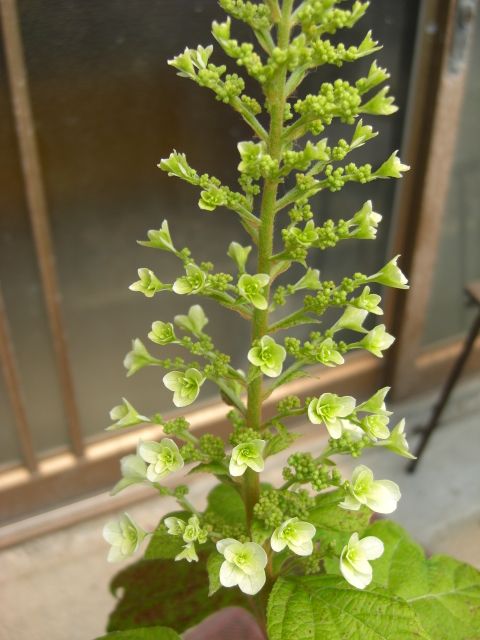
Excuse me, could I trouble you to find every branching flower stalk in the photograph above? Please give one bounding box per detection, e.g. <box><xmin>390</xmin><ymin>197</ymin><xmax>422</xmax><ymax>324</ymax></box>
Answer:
<box><xmin>102</xmin><ymin>1</ymin><xmax>419</xmax><ymax>636</ymax></box>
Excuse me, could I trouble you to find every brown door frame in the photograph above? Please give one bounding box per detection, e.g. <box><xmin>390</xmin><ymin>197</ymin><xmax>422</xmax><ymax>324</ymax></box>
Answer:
<box><xmin>386</xmin><ymin>0</ymin><xmax>480</xmax><ymax>398</ymax></box>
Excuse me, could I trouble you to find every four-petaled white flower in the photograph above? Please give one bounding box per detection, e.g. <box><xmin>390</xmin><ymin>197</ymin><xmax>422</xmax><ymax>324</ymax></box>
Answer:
<box><xmin>340</xmin><ymin>465</ymin><xmax>401</xmax><ymax>514</ymax></box>
<box><xmin>138</xmin><ymin>438</ymin><xmax>184</xmax><ymax>482</ymax></box>
<box><xmin>163</xmin><ymin>367</ymin><xmax>205</xmax><ymax>407</ymax></box>
<box><xmin>229</xmin><ymin>439</ymin><xmax>266</xmax><ymax>476</ymax></box>
<box><xmin>247</xmin><ymin>335</ymin><xmax>286</xmax><ymax>378</ymax></box>
<box><xmin>271</xmin><ymin>518</ymin><xmax>316</xmax><ymax>556</ymax></box>
<box><xmin>340</xmin><ymin>532</ymin><xmax>384</xmax><ymax>589</ymax></box>
<box><xmin>307</xmin><ymin>393</ymin><xmax>356</xmax><ymax>439</ymax></box>
<box><xmin>103</xmin><ymin>513</ymin><xmax>147</xmax><ymax>563</ymax></box>
<box><xmin>217</xmin><ymin>538</ymin><xmax>267</xmax><ymax>595</ymax></box>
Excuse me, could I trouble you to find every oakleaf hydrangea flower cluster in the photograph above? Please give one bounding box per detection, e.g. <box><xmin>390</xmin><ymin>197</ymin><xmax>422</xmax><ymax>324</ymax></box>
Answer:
<box><xmin>103</xmin><ymin>0</ymin><xmax>416</xmax><ymax>627</ymax></box>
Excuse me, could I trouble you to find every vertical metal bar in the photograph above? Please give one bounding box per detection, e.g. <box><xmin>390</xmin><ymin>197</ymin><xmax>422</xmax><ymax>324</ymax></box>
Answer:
<box><xmin>0</xmin><ymin>286</ymin><xmax>38</xmax><ymax>472</ymax></box>
<box><xmin>0</xmin><ymin>0</ymin><xmax>84</xmax><ymax>456</ymax></box>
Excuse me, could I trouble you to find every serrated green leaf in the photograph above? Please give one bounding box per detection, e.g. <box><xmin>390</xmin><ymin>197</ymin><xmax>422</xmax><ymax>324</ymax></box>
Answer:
<box><xmin>205</xmin><ymin>483</ymin><xmax>246</xmax><ymax>525</ymax></box>
<box><xmin>267</xmin><ymin>575</ymin><xmax>430</xmax><ymax>640</ymax></box>
<box><xmin>206</xmin><ymin>552</ymin><xmax>223</xmax><ymax>596</ymax></box>
<box><xmin>107</xmin><ymin>557</ymin><xmax>247</xmax><ymax>634</ymax></box>
<box><xmin>96</xmin><ymin>627</ymin><xmax>180</xmax><ymax>639</ymax></box>
<box><xmin>366</xmin><ymin>520</ymin><xmax>480</xmax><ymax>640</ymax></box>
<box><xmin>188</xmin><ymin>461</ymin><xmax>229</xmax><ymax>475</ymax></box>
<box><xmin>308</xmin><ymin>489</ymin><xmax>371</xmax><ymax>549</ymax></box>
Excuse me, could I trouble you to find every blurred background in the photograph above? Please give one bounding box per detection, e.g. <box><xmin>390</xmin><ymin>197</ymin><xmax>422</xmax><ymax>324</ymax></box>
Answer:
<box><xmin>0</xmin><ymin>0</ymin><xmax>479</xmax><ymax>637</ymax></box>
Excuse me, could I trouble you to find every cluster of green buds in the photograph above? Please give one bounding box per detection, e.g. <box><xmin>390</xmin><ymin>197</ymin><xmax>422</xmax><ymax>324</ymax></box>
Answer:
<box><xmin>103</xmin><ymin>0</ymin><xmax>416</xmax><ymax>621</ymax></box>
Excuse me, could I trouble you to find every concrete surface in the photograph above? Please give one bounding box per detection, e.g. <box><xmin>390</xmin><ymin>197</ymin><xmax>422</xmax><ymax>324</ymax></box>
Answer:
<box><xmin>0</xmin><ymin>374</ymin><xmax>479</xmax><ymax>640</ymax></box>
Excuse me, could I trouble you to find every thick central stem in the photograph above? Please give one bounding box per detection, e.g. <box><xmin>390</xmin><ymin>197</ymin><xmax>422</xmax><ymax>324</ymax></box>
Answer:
<box><xmin>244</xmin><ymin>0</ymin><xmax>293</xmax><ymax>531</ymax></box>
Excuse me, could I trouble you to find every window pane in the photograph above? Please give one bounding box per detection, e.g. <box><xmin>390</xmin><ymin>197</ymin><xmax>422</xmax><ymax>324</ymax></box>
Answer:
<box><xmin>0</xmin><ymin>38</ymin><xmax>68</xmax><ymax>458</ymax></box>
<box><xmin>423</xmin><ymin>14</ymin><xmax>480</xmax><ymax>345</ymax></box>
<box><xmin>19</xmin><ymin>0</ymin><xmax>419</xmax><ymax>439</ymax></box>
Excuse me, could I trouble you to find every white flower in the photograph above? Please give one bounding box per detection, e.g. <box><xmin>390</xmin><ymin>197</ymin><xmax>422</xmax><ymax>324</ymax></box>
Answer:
<box><xmin>229</xmin><ymin>439</ymin><xmax>266</xmax><ymax>476</ymax></box>
<box><xmin>271</xmin><ymin>518</ymin><xmax>316</xmax><ymax>556</ymax></box>
<box><xmin>138</xmin><ymin>438</ymin><xmax>184</xmax><ymax>482</ymax></box>
<box><xmin>103</xmin><ymin>513</ymin><xmax>147</xmax><ymax>563</ymax></box>
<box><xmin>340</xmin><ymin>465</ymin><xmax>401</xmax><ymax>514</ymax></box>
<box><xmin>307</xmin><ymin>393</ymin><xmax>356</xmax><ymax>439</ymax></box>
<box><xmin>110</xmin><ymin>454</ymin><xmax>148</xmax><ymax>496</ymax></box>
<box><xmin>216</xmin><ymin>538</ymin><xmax>267</xmax><ymax>595</ymax></box>
<box><xmin>340</xmin><ymin>533</ymin><xmax>384</xmax><ymax>589</ymax></box>
<box><xmin>164</xmin><ymin>516</ymin><xmax>186</xmax><ymax>536</ymax></box>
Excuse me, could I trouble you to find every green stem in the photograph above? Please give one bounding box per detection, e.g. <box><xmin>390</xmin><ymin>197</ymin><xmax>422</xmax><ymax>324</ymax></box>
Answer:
<box><xmin>243</xmin><ymin>0</ymin><xmax>294</xmax><ymax>534</ymax></box>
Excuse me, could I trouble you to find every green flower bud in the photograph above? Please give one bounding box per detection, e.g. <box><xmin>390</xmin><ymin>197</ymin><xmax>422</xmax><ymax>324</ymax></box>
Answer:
<box><xmin>129</xmin><ymin>268</ymin><xmax>167</xmax><ymax>297</ymax></box>
<box><xmin>350</xmin><ymin>119</ymin><xmax>377</xmax><ymax>151</ymax></box>
<box><xmin>350</xmin><ymin>200</ymin><xmax>382</xmax><ymax>239</ymax></box>
<box><xmin>108</xmin><ymin>398</ymin><xmax>149</xmax><ymax>430</ymax></box>
<box><xmin>229</xmin><ymin>439</ymin><xmax>266</xmax><ymax>476</ymax></box>
<box><xmin>138</xmin><ymin>438</ymin><xmax>184</xmax><ymax>482</ymax></box>
<box><xmin>175</xmin><ymin>542</ymin><xmax>199</xmax><ymax>563</ymax></box>
<box><xmin>332</xmin><ymin>306</ymin><xmax>369</xmax><ymax>334</ymax></box>
<box><xmin>158</xmin><ymin>150</ymin><xmax>199</xmax><ymax>184</ymax></box>
<box><xmin>292</xmin><ymin>267</ymin><xmax>322</xmax><ymax>291</ymax></box>
<box><xmin>123</xmin><ymin>339</ymin><xmax>157</xmax><ymax>376</ymax></box>
<box><xmin>111</xmin><ymin>454</ymin><xmax>148</xmax><ymax>496</ymax></box>
<box><xmin>238</xmin><ymin>273</ymin><xmax>270</xmax><ymax>309</ymax></box>
<box><xmin>163</xmin><ymin>368</ymin><xmax>205</xmax><ymax>407</ymax></box>
<box><xmin>357</xmin><ymin>325</ymin><xmax>395</xmax><ymax>357</ymax></box>
<box><xmin>368</xmin><ymin>255</ymin><xmax>409</xmax><ymax>289</ymax></box>
<box><xmin>138</xmin><ymin>220</ymin><xmax>176</xmax><ymax>252</ymax></box>
<box><xmin>173</xmin><ymin>264</ymin><xmax>207</xmax><ymax>295</ymax></box>
<box><xmin>103</xmin><ymin>513</ymin><xmax>147</xmax><ymax>563</ymax></box>
<box><xmin>375</xmin><ymin>418</ymin><xmax>416</xmax><ymax>459</ymax></box>
<box><xmin>357</xmin><ymin>387</ymin><xmax>392</xmax><ymax>415</ymax></box>
<box><xmin>247</xmin><ymin>335</ymin><xmax>286</xmax><ymax>377</ymax></box>
<box><xmin>374</xmin><ymin>151</ymin><xmax>410</xmax><ymax>179</ymax></box>
<box><xmin>174</xmin><ymin>304</ymin><xmax>209</xmax><ymax>335</ymax></box>
<box><xmin>340</xmin><ymin>465</ymin><xmax>400</xmax><ymax>514</ymax></box>
<box><xmin>361</xmin><ymin>86</ymin><xmax>398</xmax><ymax>116</ymax></box>
<box><xmin>307</xmin><ymin>393</ymin><xmax>356</xmax><ymax>439</ymax></box>
<box><xmin>227</xmin><ymin>241</ymin><xmax>252</xmax><ymax>273</ymax></box>
<box><xmin>148</xmin><ymin>321</ymin><xmax>177</xmax><ymax>346</ymax></box>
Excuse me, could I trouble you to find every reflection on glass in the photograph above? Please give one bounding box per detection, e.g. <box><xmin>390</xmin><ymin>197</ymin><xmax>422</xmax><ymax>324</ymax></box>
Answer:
<box><xmin>0</xmin><ymin>41</ymin><xmax>69</xmax><ymax>458</ymax></box>
<box><xmin>18</xmin><ymin>0</ymin><xmax>418</xmax><ymax>440</ymax></box>
<box><xmin>423</xmin><ymin>14</ymin><xmax>480</xmax><ymax>345</ymax></box>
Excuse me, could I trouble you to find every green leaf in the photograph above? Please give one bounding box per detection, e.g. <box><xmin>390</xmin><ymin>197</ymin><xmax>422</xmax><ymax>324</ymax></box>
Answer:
<box><xmin>188</xmin><ymin>461</ymin><xmax>229</xmax><ymax>475</ymax></box>
<box><xmin>96</xmin><ymin>627</ymin><xmax>180</xmax><ymax>639</ymax></box>
<box><xmin>264</xmin><ymin>431</ymin><xmax>300</xmax><ymax>457</ymax></box>
<box><xmin>144</xmin><ymin>512</ymin><xmax>188</xmax><ymax>560</ymax></box>
<box><xmin>144</xmin><ymin>527</ymin><xmax>184</xmax><ymax>561</ymax></box>
<box><xmin>365</xmin><ymin>520</ymin><xmax>480</xmax><ymax>640</ymax></box>
<box><xmin>308</xmin><ymin>489</ymin><xmax>371</xmax><ymax>549</ymax></box>
<box><xmin>205</xmin><ymin>483</ymin><xmax>246</xmax><ymax>526</ymax></box>
<box><xmin>108</xmin><ymin>557</ymin><xmax>247</xmax><ymax>634</ymax></box>
<box><xmin>206</xmin><ymin>552</ymin><xmax>223</xmax><ymax>596</ymax></box>
<box><xmin>267</xmin><ymin>575</ymin><xmax>430</xmax><ymax>640</ymax></box>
